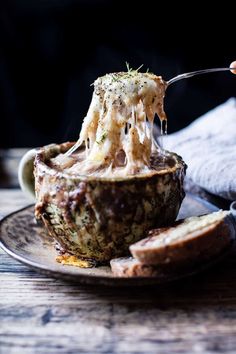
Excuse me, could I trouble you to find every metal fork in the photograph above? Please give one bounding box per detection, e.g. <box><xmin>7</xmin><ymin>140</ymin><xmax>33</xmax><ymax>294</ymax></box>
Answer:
<box><xmin>167</xmin><ymin>67</ymin><xmax>235</xmax><ymax>86</ymax></box>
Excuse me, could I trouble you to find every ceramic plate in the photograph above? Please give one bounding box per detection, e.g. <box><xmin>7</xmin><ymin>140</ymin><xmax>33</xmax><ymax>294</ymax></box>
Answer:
<box><xmin>1</xmin><ymin>193</ymin><xmax>230</xmax><ymax>286</ymax></box>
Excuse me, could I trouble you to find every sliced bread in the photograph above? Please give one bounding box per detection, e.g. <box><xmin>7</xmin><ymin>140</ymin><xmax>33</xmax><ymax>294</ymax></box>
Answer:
<box><xmin>111</xmin><ymin>210</ymin><xmax>235</xmax><ymax>277</ymax></box>
<box><xmin>110</xmin><ymin>257</ymin><xmax>161</xmax><ymax>277</ymax></box>
<box><xmin>130</xmin><ymin>210</ymin><xmax>233</xmax><ymax>266</ymax></box>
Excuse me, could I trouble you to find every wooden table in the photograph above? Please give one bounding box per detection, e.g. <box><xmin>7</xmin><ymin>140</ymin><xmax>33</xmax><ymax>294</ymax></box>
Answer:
<box><xmin>1</xmin><ymin>150</ymin><xmax>236</xmax><ymax>354</ymax></box>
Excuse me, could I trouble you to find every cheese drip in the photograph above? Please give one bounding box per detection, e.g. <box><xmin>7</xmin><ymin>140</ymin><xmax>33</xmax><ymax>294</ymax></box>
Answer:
<box><xmin>65</xmin><ymin>71</ymin><xmax>167</xmax><ymax>176</ymax></box>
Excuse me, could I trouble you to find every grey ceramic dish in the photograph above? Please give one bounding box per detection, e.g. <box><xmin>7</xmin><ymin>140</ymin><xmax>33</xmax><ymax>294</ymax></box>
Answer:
<box><xmin>29</xmin><ymin>142</ymin><xmax>186</xmax><ymax>262</ymax></box>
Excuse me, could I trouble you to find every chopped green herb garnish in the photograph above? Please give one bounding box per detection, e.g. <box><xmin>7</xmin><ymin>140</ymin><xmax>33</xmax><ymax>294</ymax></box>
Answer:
<box><xmin>96</xmin><ymin>131</ymin><xmax>107</xmax><ymax>144</ymax></box>
<box><xmin>125</xmin><ymin>62</ymin><xmax>143</xmax><ymax>74</ymax></box>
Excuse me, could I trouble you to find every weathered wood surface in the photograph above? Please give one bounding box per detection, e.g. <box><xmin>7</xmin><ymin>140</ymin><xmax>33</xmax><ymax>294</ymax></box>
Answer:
<box><xmin>0</xmin><ymin>153</ymin><xmax>236</xmax><ymax>353</ymax></box>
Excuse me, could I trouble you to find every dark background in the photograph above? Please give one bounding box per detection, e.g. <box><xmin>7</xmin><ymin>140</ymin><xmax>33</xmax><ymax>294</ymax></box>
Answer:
<box><xmin>1</xmin><ymin>1</ymin><xmax>235</xmax><ymax>148</ymax></box>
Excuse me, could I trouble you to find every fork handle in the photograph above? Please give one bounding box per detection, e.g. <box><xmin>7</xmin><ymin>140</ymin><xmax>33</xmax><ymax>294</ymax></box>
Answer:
<box><xmin>167</xmin><ymin>67</ymin><xmax>233</xmax><ymax>86</ymax></box>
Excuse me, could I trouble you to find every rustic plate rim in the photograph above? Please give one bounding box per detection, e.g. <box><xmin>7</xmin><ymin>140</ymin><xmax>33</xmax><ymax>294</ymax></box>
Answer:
<box><xmin>0</xmin><ymin>193</ymin><xmax>224</xmax><ymax>287</ymax></box>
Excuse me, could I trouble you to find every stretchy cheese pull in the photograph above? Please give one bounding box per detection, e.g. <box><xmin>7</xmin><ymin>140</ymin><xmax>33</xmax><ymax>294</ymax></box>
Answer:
<box><xmin>57</xmin><ymin>71</ymin><xmax>167</xmax><ymax>177</ymax></box>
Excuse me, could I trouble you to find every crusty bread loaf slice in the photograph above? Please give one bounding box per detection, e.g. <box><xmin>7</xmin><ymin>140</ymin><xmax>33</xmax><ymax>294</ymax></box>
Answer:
<box><xmin>130</xmin><ymin>210</ymin><xmax>233</xmax><ymax>266</ymax></box>
<box><xmin>110</xmin><ymin>211</ymin><xmax>235</xmax><ymax>277</ymax></box>
<box><xmin>110</xmin><ymin>257</ymin><xmax>161</xmax><ymax>277</ymax></box>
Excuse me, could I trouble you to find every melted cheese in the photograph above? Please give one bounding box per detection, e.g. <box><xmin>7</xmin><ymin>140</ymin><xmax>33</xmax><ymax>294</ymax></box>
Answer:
<box><xmin>63</xmin><ymin>71</ymin><xmax>167</xmax><ymax>177</ymax></box>
<box><xmin>56</xmin><ymin>255</ymin><xmax>95</xmax><ymax>268</ymax></box>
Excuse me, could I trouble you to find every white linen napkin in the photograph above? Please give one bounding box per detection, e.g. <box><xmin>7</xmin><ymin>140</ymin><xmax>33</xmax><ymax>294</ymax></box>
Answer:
<box><xmin>162</xmin><ymin>98</ymin><xmax>236</xmax><ymax>201</ymax></box>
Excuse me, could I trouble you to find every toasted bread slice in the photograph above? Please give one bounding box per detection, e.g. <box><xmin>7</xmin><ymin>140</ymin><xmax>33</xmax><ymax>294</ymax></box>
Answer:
<box><xmin>110</xmin><ymin>257</ymin><xmax>161</xmax><ymax>277</ymax></box>
<box><xmin>130</xmin><ymin>210</ymin><xmax>234</xmax><ymax>266</ymax></box>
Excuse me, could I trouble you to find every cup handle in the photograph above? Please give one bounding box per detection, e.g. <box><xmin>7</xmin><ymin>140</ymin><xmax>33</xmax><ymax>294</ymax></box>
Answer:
<box><xmin>18</xmin><ymin>148</ymin><xmax>38</xmax><ymax>200</ymax></box>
